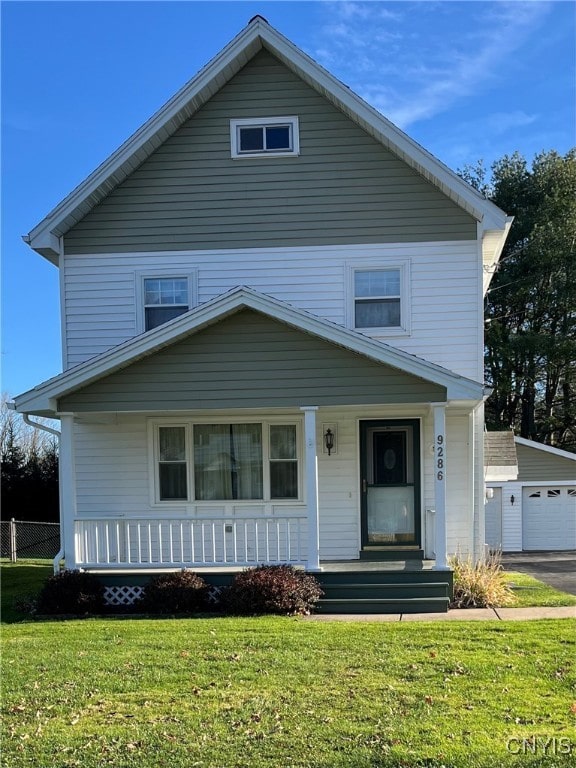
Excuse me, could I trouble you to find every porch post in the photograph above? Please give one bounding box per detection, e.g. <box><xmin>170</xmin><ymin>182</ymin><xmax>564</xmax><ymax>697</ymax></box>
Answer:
<box><xmin>432</xmin><ymin>403</ymin><xmax>449</xmax><ymax>570</ymax></box>
<box><xmin>301</xmin><ymin>406</ymin><xmax>321</xmax><ymax>571</ymax></box>
<box><xmin>58</xmin><ymin>413</ymin><xmax>78</xmax><ymax>569</ymax></box>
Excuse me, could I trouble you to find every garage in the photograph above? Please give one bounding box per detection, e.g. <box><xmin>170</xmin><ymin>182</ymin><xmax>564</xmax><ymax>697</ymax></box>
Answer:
<box><xmin>522</xmin><ymin>486</ymin><xmax>576</xmax><ymax>550</ymax></box>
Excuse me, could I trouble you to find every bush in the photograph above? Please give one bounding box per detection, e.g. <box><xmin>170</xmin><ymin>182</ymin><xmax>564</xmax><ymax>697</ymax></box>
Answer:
<box><xmin>137</xmin><ymin>570</ymin><xmax>209</xmax><ymax>614</ymax></box>
<box><xmin>450</xmin><ymin>551</ymin><xmax>515</xmax><ymax>608</ymax></box>
<box><xmin>221</xmin><ymin>565</ymin><xmax>323</xmax><ymax>616</ymax></box>
<box><xmin>36</xmin><ymin>570</ymin><xmax>105</xmax><ymax>615</ymax></box>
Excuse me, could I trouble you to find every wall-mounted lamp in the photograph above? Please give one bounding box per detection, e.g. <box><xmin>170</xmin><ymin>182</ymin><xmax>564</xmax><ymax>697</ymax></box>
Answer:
<box><xmin>324</xmin><ymin>428</ymin><xmax>335</xmax><ymax>456</ymax></box>
<box><xmin>510</xmin><ymin>494</ymin><xmax>515</xmax><ymax>505</ymax></box>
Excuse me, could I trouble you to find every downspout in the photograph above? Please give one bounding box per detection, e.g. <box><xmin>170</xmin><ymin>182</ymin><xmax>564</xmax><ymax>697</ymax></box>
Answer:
<box><xmin>7</xmin><ymin>404</ymin><xmax>64</xmax><ymax>572</ymax></box>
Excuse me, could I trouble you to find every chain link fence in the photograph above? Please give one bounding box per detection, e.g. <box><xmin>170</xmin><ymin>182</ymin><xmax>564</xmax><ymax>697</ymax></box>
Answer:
<box><xmin>0</xmin><ymin>519</ymin><xmax>60</xmax><ymax>561</ymax></box>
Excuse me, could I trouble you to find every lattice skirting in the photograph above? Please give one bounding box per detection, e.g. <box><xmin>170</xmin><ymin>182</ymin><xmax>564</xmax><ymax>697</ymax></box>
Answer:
<box><xmin>103</xmin><ymin>585</ymin><xmax>144</xmax><ymax>606</ymax></box>
<box><xmin>103</xmin><ymin>584</ymin><xmax>223</xmax><ymax>606</ymax></box>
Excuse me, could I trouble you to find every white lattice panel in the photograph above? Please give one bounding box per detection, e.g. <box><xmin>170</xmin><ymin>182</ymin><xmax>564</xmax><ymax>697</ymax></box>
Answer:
<box><xmin>104</xmin><ymin>585</ymin><xmax>144</xmax><ymax>606</ymax></box>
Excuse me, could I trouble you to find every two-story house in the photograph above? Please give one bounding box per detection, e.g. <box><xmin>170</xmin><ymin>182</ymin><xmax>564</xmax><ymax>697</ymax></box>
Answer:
<box><xmin>14</xmin><ymin>17</ymin><xmax>511</xmax><ymax>612</ymax></box>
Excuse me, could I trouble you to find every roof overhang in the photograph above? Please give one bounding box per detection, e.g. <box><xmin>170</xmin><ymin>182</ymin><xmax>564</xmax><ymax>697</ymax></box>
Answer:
<box><xmin>26</xmin><ymin>17</ymin><xmax>510</xmax><ymax>265</ymax></box>
<box><xmin>13</xmin><ymin>287</ymin><xmax>485</xmax><ymax>416</ymax></box>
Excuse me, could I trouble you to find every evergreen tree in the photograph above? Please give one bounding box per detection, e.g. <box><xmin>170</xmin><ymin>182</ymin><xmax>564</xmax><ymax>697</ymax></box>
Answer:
<box><xmin>462</xmin><ymin>150</ymin><xmax>576</xmax><ymax>451</ymax></box>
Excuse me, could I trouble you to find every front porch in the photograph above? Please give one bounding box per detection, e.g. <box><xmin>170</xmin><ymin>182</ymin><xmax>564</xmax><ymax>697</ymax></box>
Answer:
<box><xmin>88</xmin><ymin>558</ymin><xmax>453</xmax><ymax>614</ymax></box>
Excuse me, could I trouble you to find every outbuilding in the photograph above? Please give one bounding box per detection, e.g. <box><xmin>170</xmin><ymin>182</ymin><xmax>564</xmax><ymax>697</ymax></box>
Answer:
<box><xmin>485</xmin><ymin>433</ymin><xmax>576</xmax><ymax>552</ymax></box>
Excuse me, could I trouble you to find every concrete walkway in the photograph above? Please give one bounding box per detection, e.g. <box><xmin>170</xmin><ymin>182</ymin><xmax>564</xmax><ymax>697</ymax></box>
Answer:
<box><xmin>305</xmin><ymin>605</ymin><xmax>576</xmax><ymax>622</ymax></box>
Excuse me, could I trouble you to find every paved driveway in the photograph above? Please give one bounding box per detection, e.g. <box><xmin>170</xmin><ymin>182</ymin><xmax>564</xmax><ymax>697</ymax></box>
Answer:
<box><xmin>501</xmin><ymin>551</ymin><xmax>576</xmax><ymax>595</ymax></box>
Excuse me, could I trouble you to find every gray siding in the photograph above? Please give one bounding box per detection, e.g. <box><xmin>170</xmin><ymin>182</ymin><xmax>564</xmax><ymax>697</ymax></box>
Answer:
<box><xmin>58</xmin><ymin>310</ymin><xmax>446</xmax><ymax>411</ymax></box>
<box><xmin>516</xmin><ymin>443</ymin><xmax>576</xmax><ymax>482</ymax></box>
<box><xmin>64</xmin><ymin>50</ymin><xmax>476</xmax><ymax>255</ymax></box>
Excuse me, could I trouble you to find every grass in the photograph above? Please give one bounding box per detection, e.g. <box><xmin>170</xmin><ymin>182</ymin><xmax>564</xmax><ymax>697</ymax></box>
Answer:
<box><xmin>504</xmin><ymin>572</ymin><xmax>576</xmax><ymax>608</ymax></box>
<box><xmin>2</xmin><ymin>616</ymin><xmax>575</xmax><ymax>768</ymax></box>
<box><xmin>1</xmin><ymin>561</ymin><xmax>576</xmax><ymax>767</ymax></box>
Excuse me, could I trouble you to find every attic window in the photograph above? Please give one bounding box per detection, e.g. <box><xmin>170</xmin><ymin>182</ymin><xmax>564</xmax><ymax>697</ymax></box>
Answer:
<box><xmin>230</xmin><ymin>117</ymin><xmax>299</xmax><ymax>158</ymax></box>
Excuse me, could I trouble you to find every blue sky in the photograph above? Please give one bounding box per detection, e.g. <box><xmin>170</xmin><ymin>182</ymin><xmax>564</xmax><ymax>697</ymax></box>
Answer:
<box><xmin>2</xmin><ymin>0</ymin><xmax>575</xmax><ymax>397</ymax></box>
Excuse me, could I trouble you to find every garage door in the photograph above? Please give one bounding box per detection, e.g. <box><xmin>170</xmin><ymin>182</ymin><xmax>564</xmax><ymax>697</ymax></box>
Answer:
<box><xmin>485</xmin><ymin>488</ymin><xmax>503</xmax><ymax>550</ymax></box>
<box><xmin>522</xmin><ymin>486</ymin><xmax>576</xmax><ymax>550</ymax></box>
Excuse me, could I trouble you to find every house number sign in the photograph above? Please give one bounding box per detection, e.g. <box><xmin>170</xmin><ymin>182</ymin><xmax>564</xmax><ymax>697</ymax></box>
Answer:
<box><xmin>436</xmin><ymin>434</ymin><xmax>445</xmax><ymax>481</ymax></box>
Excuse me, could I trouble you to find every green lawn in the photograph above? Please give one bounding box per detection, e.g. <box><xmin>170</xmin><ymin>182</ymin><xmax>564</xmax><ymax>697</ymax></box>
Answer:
<box><xmin>504</xmin><ymin>571</ymin><xmax>576</xmax><ymax>608</ymax></box>
<box><xmin>1</xmin><ymin>562</ymin><xmax>576</xmax><ymax>767</ymax></box>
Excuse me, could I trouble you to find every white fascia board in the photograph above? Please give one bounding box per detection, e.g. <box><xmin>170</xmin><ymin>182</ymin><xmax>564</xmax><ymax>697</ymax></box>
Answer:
<box><xmin>26</xmin><ymin>23</ymin><xmax>264</xmax><ymax>256</ymax></box>
<box><xmin>514</xmin><ymin>436</ymin><xmax>576</xmax><ymax>462</ymax></box>
<box><xmin>26</xmin><ymin>18</ymin><xmax>509</xmax><ymax>259</ymax></box>
<box><xmin>13</xmin><ymin>286</ymin><xmax>484</xmax><ymax>414</ymax></box>
<box><xmin>258</xmin><ymin>24</ymin><xmax>508</xmax><ymax>228</ymax></box>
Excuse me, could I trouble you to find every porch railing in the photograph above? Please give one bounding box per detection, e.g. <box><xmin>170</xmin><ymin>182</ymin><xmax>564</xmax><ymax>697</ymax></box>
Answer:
<box><xmin>75</xmin><ymin>515</ymin><xmax>308</xmax><ymax>568</ymax></box>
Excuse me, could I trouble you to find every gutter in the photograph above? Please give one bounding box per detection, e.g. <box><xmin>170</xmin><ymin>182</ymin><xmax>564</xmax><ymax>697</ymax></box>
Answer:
<box><xmin>8</xmin><ymin>403</ymin><xmax>64</xmax><ymax>573</ymax></box>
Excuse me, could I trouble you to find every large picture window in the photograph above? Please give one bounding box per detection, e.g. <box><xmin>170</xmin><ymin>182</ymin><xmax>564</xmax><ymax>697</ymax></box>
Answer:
<box><xmin>152</xmin><ymin>421</ymin><xmax>300</xmax><ymax>503</ymax></box>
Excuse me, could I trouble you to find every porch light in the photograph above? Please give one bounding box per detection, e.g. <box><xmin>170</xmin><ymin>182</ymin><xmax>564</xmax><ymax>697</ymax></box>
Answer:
<box><xmin>510</xmin><ymin>494</ymin><xmax>515</xmax><ymax>505</ymax></box>
<box><xmin>324</xmin><ymin>428</ymin><xmax>335</xmax><ymax>456</ymax></box>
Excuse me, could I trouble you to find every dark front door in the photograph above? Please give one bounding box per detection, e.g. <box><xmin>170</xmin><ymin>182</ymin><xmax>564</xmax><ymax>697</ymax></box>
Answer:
<box><xmin>360</xmin><ymin>420</ymin><xmax>421</xmax><ymax>547</ymax></box>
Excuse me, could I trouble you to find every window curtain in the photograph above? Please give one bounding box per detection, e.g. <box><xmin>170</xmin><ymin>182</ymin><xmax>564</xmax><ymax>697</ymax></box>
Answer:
<box><xmin>194</xmin><ymin>424</ymin><xmax>263</xmax><ymax>501</ymax></box>
<box><xmin>158</xmin><ymin>427</ymin><xmax>187</xmax><ymax>500</ymax></box>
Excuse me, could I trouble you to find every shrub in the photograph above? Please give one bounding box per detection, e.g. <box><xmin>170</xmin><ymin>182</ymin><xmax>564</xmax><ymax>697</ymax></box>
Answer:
<box><xmin>137</xmin><ymin>570</ymin><xmax>209</xmax><ymax>614</ymax></box>
<box><xmin>450</xmin><ymin>551</ymin><xmax>515</xmax><ymax>608</ymax></box>
<box><xmin>221</xmin><ymin>565</ymin><xmax>323</xmax><ymax>616</ymax></box>
<box><xmin>36</xmin><ymin>570</ymin><xmax>105</xmax><ymax>615</ymax></box>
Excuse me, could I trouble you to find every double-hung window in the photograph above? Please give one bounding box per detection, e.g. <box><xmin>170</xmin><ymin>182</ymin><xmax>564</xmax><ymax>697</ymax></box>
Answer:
<box><xmin>350</xmin><ymin>262</ymin><xmax>410</xmax><ymax>334</ymax></box>
<box><xmin>136</xmin><ymin>271</ymin><xmax>197</xmax><ymax>333</ymax></box>
<box><xmin>152</xmin><ymin>421</ymin><xmax>300</xmax><ymax>503</ymax></box>
<box><xmin>144</xmin><ymin>277</ymin><xmax>189</xmax><ymax>331</ymax></box>
<box><xmin>230</xmin><ymin>117</ymin><xmax>300</xmax><ymax>158</ymax></box>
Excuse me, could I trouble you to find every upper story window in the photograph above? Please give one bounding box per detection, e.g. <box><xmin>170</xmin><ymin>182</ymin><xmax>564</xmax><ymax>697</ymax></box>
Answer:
<box><xmin>348</xmin><ymin>262</ymin><xmax>411</xmax><ymax>335</ymax></box>
<box><xmin>230</xmin><ymin>117</ymin><xmax>300</xmax><ymax>158</ymax></box>
<box><xmin>144</xmin><ymin>278</ymin><xmax>189</xmax><ymax>330</ymax></box>
<box><xmin>136</xmin><ymin>270</ymin><xmax>197</xmax><ymax>333</ymax></box>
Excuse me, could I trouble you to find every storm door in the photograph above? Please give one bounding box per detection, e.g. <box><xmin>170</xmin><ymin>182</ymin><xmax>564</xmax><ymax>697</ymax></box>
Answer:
<box><xmin>360</xmin><ymin>420</ymin><xmax>421</xmax><ymax>547</ymax></box>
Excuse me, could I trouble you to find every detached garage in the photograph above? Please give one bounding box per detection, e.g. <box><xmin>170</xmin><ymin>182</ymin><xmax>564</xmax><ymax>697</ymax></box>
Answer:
<box><xmin>485</xmin><ymin>433</ymin><xmax>576</xmax><ymax>552</ymax></box>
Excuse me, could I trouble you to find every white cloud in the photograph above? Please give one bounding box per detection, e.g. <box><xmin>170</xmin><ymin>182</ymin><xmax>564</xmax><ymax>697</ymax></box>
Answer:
<box><xmin>314</xmin><ymin>1</ymin><xmax>552</xmax><ymax>129</ymax></box>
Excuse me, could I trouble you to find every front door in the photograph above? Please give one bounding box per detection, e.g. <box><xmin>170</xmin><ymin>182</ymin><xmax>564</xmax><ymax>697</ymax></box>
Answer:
<box><xmin>360</xmin><ymin>420</ymin><xmax>421</xmax><ymax>547</ymax></box>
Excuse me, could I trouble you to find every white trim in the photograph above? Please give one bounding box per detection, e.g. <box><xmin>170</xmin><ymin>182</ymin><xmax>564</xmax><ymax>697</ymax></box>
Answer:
<box><xmin>135</xmin><ymin>268</ymin><xmax>198</xmax><ymax>334</ymax></box>
<box><xmin>59</xmin><ymin>414</ymin><xmax>77</xmax><ymax>569</ymax></box>
<box><xmin>514</xmin><ymin>436</ymin><xmax>576</xmax><ymax>462</ymax></box>
<box><xmin>301</xmin><ymin>406</ymin><xmax>320</xmax><ymax>571</ymax></box>
<box><xmin>26</xmin><ymin>18</ymin><xmax>509</xmax><ymax>263</ymax></box>
<box><xmin>432</xmin><ymin>404</ymin><xmax>448</xmax><ymax>569</ymax></box>
<box><xmin>230</xmin><ymin>116</ymin><xmax>300</xmax><ymax>159</ymax></box>
<box><xmin>346</xmin><ymin>259</ymin><xmax>411</xmax><ymax>336</ymax></box>
<box><xmin>14</xmin><ymin>286</ymin><xmax>485</xmax><ymax>414</ymax></box>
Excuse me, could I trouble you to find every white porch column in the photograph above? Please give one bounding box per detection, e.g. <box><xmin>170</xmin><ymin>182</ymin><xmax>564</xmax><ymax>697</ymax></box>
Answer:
<box><xmin>432</xmin><ymin>403</ymin><xmax>449</xmax><ymax>570</ymax></box>
<box><xmin>58</xmin><ymin>413</ymin><xmax>78</xmax><ymax>569</ymax></box>
<box><xmin>301</xmin><ymin>406</ymin><xmax>321</xmax><ymax>571</ymax></box>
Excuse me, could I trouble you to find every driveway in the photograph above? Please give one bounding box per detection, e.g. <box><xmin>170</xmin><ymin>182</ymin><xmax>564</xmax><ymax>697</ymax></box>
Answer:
<box><xmin>501</xmin><ymin>551</ymin><xmax>576</xmax><ymax>595</ymax></box>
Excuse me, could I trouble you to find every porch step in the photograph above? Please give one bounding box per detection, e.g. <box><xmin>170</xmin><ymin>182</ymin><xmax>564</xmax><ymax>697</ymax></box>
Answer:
<box><xmin>315</xmin><ymin>569</ymin><xmax>453</xmax><ymax>614</ymax></box>
<box><xmin>316</xmin><ymin>596</ymin><xmax>450</xmax><ymax>614</ymax></box>
<box><xmin>359</xmin><ymin>547</ymin><xmax>425</xmax><ymax>561</ymax></box>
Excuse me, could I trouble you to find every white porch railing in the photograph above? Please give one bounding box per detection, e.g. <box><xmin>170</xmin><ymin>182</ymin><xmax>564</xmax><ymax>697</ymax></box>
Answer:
<box><xmin>75</xmin><ymin>515</ymin><xmax>308</xmax><ymax>568</ymax></box>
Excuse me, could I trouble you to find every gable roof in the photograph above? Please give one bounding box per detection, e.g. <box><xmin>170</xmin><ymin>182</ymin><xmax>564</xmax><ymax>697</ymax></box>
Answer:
<box><xmin>485</xmin><ymin>431</ymin><xmax>518</xmax><ymax>467</ymax></box>
<box><xmin>515</xmin><ymin>436</ymin><xmax>576</xmax><ymax>463</ymax></box>
<box><xmin>25</xmin><ymin>16</ymin><xmax>511</xmax><ymax>266</ymax></box>
<box><xmin>13</xmin><ymin>286</ymin><xmax>486</xmax><ymax>416</ymax></box>
<box><xmin>484</xmin><ymin>430</ymin><xmax>519</xmax><ymax>481</ymax></box>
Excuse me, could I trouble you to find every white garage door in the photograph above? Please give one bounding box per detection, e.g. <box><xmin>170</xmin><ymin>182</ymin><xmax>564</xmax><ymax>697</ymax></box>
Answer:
<box><xmin>485</xmin><ymin>488</ymin><xmax>503</xmax><ymax>550</ymax></box>
<box><xmin>522</xmin><ymin>486</ymin><xmax>576</xmax><ymax>550</ymax></box>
